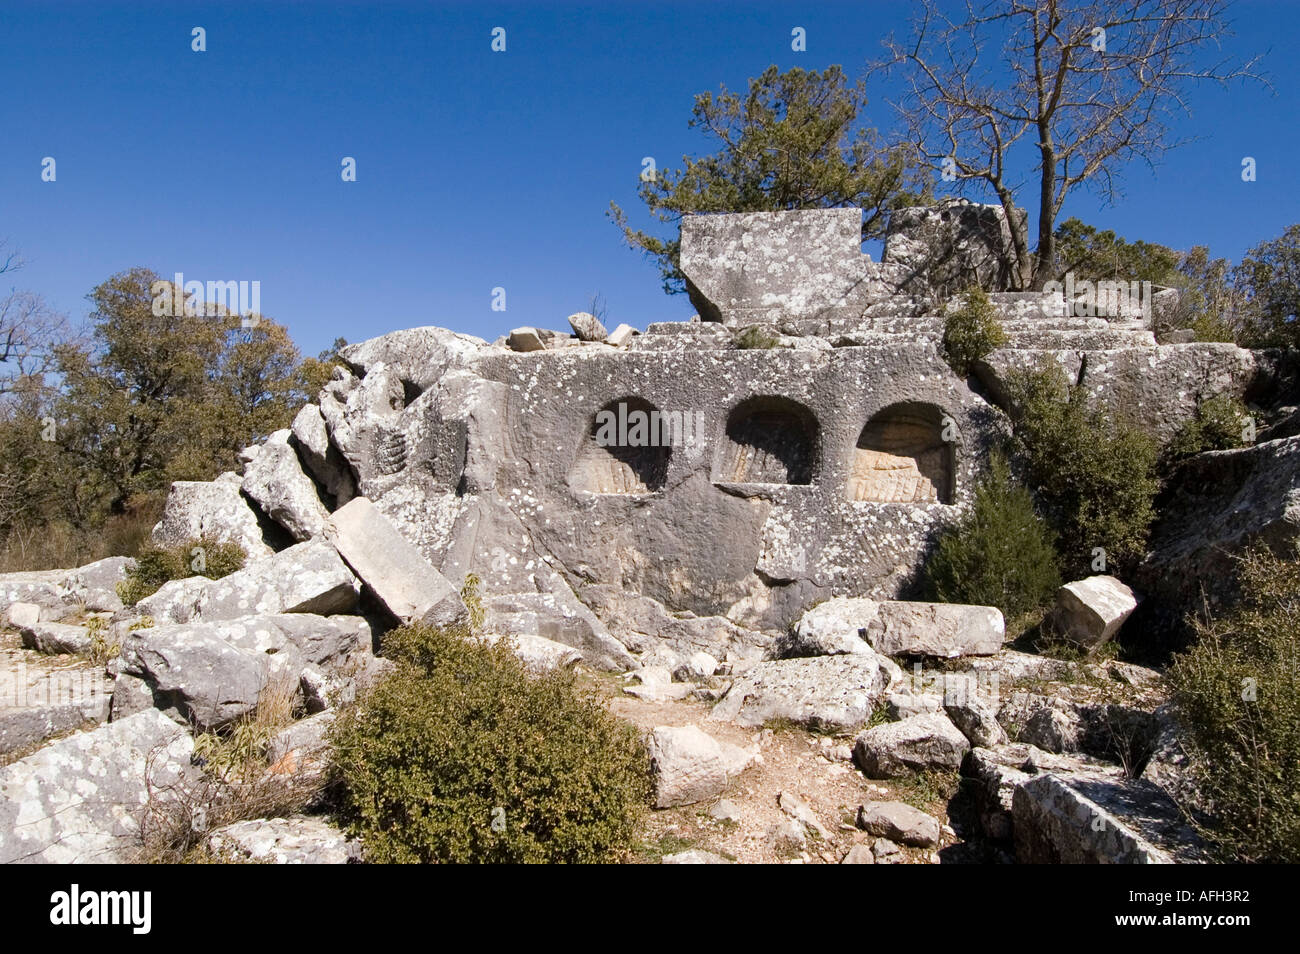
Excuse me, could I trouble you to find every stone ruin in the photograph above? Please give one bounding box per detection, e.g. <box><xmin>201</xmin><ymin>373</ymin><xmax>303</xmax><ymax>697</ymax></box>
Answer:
<box><xmin>142</xmin><ymin>199</ymin><xmax>1277</xmax><ymax>671</ymax></box>
<box><xmin>5</xmin><ymin>197</ymin><xmax>1297</xmax><ymax>865</ymax></box>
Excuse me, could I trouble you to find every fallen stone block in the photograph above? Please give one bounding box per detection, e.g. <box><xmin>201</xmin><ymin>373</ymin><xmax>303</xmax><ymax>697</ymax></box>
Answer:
<box><xmin>507</xmin><ymin>327</ymin><xmax>546</xmax><ymax>352</ymax></box>
<box><xmin>853</xmin><ymin>712</ymin><xmax>970</xmax><ymax>778</ymax></box>
<box><xmin>606</xmin><ymin>323</ymin><xmax>637</xmax><ymax>346</ymax></box>
<box><xmin>17</xmin><ymin>620</ymin><xmax>92</xmax><ymax>656</ymax></box>
<box><xmin>866</xmin><ymin>601</ymin><xmax>1005</xmax><ymax>658</ymax></box>
<box><xmin>192</xmin><ymin>539</ymin><xmax>360</xmax><ymax>621</ymax></box>
<box><xmin>241</xmin><ymin>430</ymin><xmax>331</xmax><ymax>541</ymax></box>
<box><xmin>152</xmin><ymin>471</ymin><xmax>276</xmax><ymax>559</ymax></box>
<box><xmin>1052</xmin><ymin>576</ymin><xmax>1138</xmax><ymax>652</ymax></box>
<box><xmin>777</xmin><ymin>597</ymin><xmax>879</xmax><ymax>657</ymax></box>
<box><xmin>567</xmin><ymin>311</ymin><xmax>608</xmax><ymax>341</ymax></box>
<box><xmin>208</xmin><ymin>816</ymin><xmax>360</xmax><ymax>864</ymax></box>
<box><xmin>710</xmin><ymin>653</ymin><xmax>898</xmax><ymax>732</ymax></box>
<box><xmin>325</xmin><ymin>497</ymin><xmax>467</xmax><ymax>629</ymax></box>
<box><xmin>647</xmin><ymin>724</ymin><xmax>754</xmax><ymax>808</ymax></box>
<box><xmin>0</xmin><ymin>709</ymin><xmax>195</xmax><ymax>863</ymax></box>
<box><xmin>856</xmin><ymin>801</ymin><xmax>941</xmax><ymax>848</ymax></box>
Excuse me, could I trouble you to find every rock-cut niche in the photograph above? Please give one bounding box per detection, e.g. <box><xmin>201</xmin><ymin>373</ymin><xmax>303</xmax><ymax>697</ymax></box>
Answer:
<box><xmin>716</xmin><ymin>396</ymin><xmax>818</xmax><ymax>485</ymax></box>
<box><xmin>570</xmin><ymin>397</ymin><xmax>671</xmax><ymax>494</ymax></box>
<box><xmin>849</xmin><ymin>402</ymin><xmax>953</xmax><ymax>503</ymax></box>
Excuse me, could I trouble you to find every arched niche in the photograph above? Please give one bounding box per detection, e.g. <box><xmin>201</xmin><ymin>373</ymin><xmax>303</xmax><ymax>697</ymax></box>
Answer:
<box><xmin>716</xmin><ymin>396</ymin><xmax>818</xmax><ymax>485</ymax></box>
<box><xmin>569</xmin><ymin>396</ymin><xmax>671</xmax><ymax>494</ymax></box>
<box><xmin>849</xmin><ymin>402</ymin><xmax>954</xmax><ymax>503</ymax></box>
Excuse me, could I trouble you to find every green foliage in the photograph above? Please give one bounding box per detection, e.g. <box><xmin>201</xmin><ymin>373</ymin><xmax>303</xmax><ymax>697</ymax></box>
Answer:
<box><xmin>116</xmin><ymin>537</ymin><xmax>246</xmax><ymax>606</ymax></box>
<box><xmin>460</xmin><ymin>572</ymin><xmax>486</xmax><ymax>633</ymax></box>
<box><xmin>1051</xmin><ymin>218</ymin><xmax>1180</xmax><ymax>285</ymax></box>
<box><xmin>733</xmin><ymin>326</ymin><xmax>781</xmax><ymax>350</ymax></box>
<box><xmin>1235</xmin><ymin>224</ymin><xmax>1300</xmax><ymax>347</ymax></box>
<box><xmin>925</xmin><ymin>453</ymin><xmax>1061</xmax><ymax>621</ymax></box>
<box><xmin>330</xmin><ymin>621</ymin><xmax>652</xmax><ymax>863</ymax></box>
<box><xmin>1005</xmin><ymin>362</ymin><xmax>1159</xmax><ymax>578</ymax></box>
<box><xmin>1166</xmin><ymin>393</ymin><xmax>1251</xmax><ymax>460</ymax></box>
<box><xmin>83</xmin><ymin>616</ymin><xmax>121</xmax><ymax>667</ymax></box>
<box><xmin>1167</xmin><ymin>546</ymin><xmax>1300</xmax><ymax>862</ymax></box>
<box><xmin>941</xmin><ymin>286</ymin><xmax>1006</xmax><ymax>376</ymax></box>
<box><xmin>610</xmin><ymin>65</ymin><xmax>928</xmax><ymax>295</ymax></box>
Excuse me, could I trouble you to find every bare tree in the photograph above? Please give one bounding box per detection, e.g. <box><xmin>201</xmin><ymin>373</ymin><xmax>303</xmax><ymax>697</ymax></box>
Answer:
<box><xmin>0</xmin><ymin>241</ymin><xmax>74</xmax><ymax>397</ymax></box>
<box><xmin>876</xmin><ymin>0</ymin><xmax>1263</xmax><ymax>288</ymax></box>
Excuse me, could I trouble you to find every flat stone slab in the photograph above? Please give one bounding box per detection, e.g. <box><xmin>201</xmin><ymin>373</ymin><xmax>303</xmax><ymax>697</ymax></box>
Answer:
<box><xmin>325</xmin><ymin>497</ymin><xmax>467</xmax><ymax>629</ymax></box>
<box><xmin>709</xmin><ymin>653</ymin><xmax>898</xmax><ymax>731</ymax></box>
<box><xmin>208</xmin><ymin>816</ymin><xmax>361</xmax><ymax>864</ymax></box>
<box><xmin>0</xmin><ymin>710</ymin><xmax>195</xmax><ymax>863</ymax></box>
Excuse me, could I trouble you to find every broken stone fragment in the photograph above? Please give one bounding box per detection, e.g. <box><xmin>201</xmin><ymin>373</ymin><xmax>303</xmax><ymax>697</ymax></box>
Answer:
<box><xmin>606</xmin><ymin>322</ymin><xmax>637</xmax><ymax>346</ymax></box>
<box><xmin>567</xmin><ymin>311</ymin><xmax>608</xmax><ymax>341</ymax></box>
<box><xmin>241</xmin><ymin>429</ymin><xmax>331</xmax><ymax>541</ymax></box>
<box><xmin>507</xmin><ymin>327</ymin><xmax>546</xmax><ymax>352</ymax></box>
<box><xmin>324</xmin><ymin>496</ymin><xmax>467</xmax><ymax>629</ymax></box>
<box><xmin>1051</xmin><ymin>575</ymin><xmax>1138</xmax><ymax>652</ymax></box>
<box><xmin>856</xmin><ymin>801</ymin><xmax>941</xmax><ymax>848</ymax></box>
<box><xmin>646</xmin><ymin>723</ymin><xmax>754</xmax><ymax>808</ymax></box>
<box><xmin>852</xmin><ymin>712</ymin><xmax>971</xmax><ymax>778</ymax></box>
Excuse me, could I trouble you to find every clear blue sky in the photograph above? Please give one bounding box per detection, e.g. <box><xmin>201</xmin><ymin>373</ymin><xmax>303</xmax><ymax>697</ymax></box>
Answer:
<box><xmin>3</xmin><ymin>1</ymin><xmax>1296</xmax><ymax>356</ymax></box>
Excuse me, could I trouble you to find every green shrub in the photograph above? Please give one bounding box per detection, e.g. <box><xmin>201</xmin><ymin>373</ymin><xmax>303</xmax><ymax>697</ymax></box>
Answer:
<box><xmin>733</xmin><ymin>325</ymin><xmax>780</xmax><ymax>350</ymax></box>
<box><xmin>1166</xmin><ymin>393</ymin><xmax>1251</xmax><ymax>460</ymax></box>
<box><xmin>925</xmin><ymin>453</ymin><xmax>1061</xmax><ymax>625</ymax></box>
<box><xmin>1167</xmin><ymin>545</ymin><xmax>1300</xmax><ymax>862</ymax></box>
<box><xmin>330</xmin><ymin>621</ymin><xmax>652</xmax><ymax>863</ymax></box>
<box><xmin>1005</xmin><ymin>362</ymin><xmax>1159</xmax><ymax>578</ymax></box>
<box><xmin>942</xmin><ymin>286</ymin><xmax>1006</xmax><ymax>376</ymax></box>
<box><xmin>116</xmin><ymin>537</ymin><xmax>246</xmax><ymax>606</ymax></box>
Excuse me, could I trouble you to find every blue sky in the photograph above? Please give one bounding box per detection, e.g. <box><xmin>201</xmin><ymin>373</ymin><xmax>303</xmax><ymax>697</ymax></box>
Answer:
<box><xmin>2</xmin><ymin>1</ymin><xmax>1296</xmax><ymax>357</ymax></box>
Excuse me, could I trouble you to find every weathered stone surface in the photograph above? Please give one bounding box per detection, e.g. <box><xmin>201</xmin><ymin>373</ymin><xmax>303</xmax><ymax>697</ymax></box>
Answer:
<box><xmin>778</xmin><ymin>790</ymin><xmax>831</xmax><ymax>840</ymax></box>
<box><xmin>325</xmin><ymin>497</ymin><xmax>467</xmax><ymax>629</ymax></box>
<box><xmin>0</xmin><ymin>648</ymin><xmax>112</xmax><ymax>757</ymax></box>
<box><xmin>1019</xmin><ymin>707</ymin><xmax>1082</xmax><ymax>754</ymax></box>
<box><xmin>1138</xmin><ymin>434</ymin><xmax>1300</xmax><ymax>620</ymax></box>
<box><xmin>944</xmin><ymin>693</ymin><xmax>1008</xmax><ymax>748</ymax></box>
<box><xmin>18</xmin><ymin>620</ymin><xmax>92</xmax><ymax>656</ymax></box>
<box><xmin>60</xmin><ymin>557</ymin><xmax>135</xmax><ymax>613</ymax></box>
<box><xmin>191</xmin><ymin>539</ymin><xmax>360</xmax><ymax>621</ymax></box>
<box><xmin>241</xmin><ymin>430</ymin><xmax>331</xmax><ymax>541</ymax></box>
<box><xmin>339</xmin><ymin>325</ymin><xmax>485</xmax><ymax>395</ymax></box>
<box><xmin>710</xmin><ymin>653</ymin><xmax>898</xmax><ymax>731</ymax></box>
<box><xmin>777</xmin><ymin>597</ymin><xmax>879</xmax><ymax>657</ymax></box>
<box><xmin>109</xmin><ymin>673</ymin><xmax>156</xmax><ymax>722</ymax></box>
<box><xmin>480</xmin><ymin>632</ymin><xmax>582</xmax><ymax>672</ymax></box>
<box><xmin>484</xmin><ymin>591</ymin><xmax>633</xmax><ymax>670</ymax></box>
<box><xmin>646</xmin><ymin>724</ymin><xmax>754</xmax><ymax>808</ymax></box>
<box><xmin>842</xmin><ymin>844</ymin><xmax>875</xmax><ymax>864</ymax></box>
<box><xmin>606</xmin><ymin>323</ymin><xmax>637</xmax><ymax>346</ymax></box>
<box><xmin>132</xmin><ymin>576</ymin><xmax>210</xmax><ymax>625</ymax></box>
<box><xmin>0</xmin><ymin>571</ymin><xmax>70</xmax><ymax>620</ymax></box>
<box><xmin>853</xmin><ymin>712</ymin><xmax>970</xmax><ymax>778</ymax></box>
<box><xmin>1012</xmin><ymin>772</ymin><xmax>1193</xmax><ymax>864</ymax></box>
<box><xmin>291</xmin><ymin>403</ymin><xmax>355</xmax><ymax>506</ymax></box>
<box><xmin>152</xmin><ymin>471</ymin><xmax>275</xmax><ymax>559</ymax></box>
<box><xmin>0</xmin><ymin>710</ymin><xmax>195</xmax><ymax>863</ymax></box>
<box><xmin>507</xmin><ymin>327</ymin><xmax>546</xmax><ymax>352</ymax></box>
<box><xmin>123</xmin><ymin>614</ymin><xmax>369</xmax><ymax>731</ymax></box>
<box><xmin>883</xmin><ymin>198</ymin><xmax>1024</xmax><ymax>300</ymax></box>
<box><xmin>567</xmin><ymin>312</ymin><xmax>608</xmax><ymax>341</ymax></box>
<box><xmin>866</xmin><ymin>602</ymin><xmax>1005</xmax><ymax>658</ymax></box>
<box><xmin>680</xmin><ymin>207</ymin><xmax>906</xmax><ymax>325</ymax></box>
<box><xmin>208</xmin><ymin>816</ymin><xmax>360</xmax><ymax>864</ymax></box>
<box><xmin>856</xmin><ymin>801</ymin><xmax>941</xmax><ymax>848</ymax></box>
<box><xmin>267</xmin><ymin>711</ymin><xmax>334</xmax><ymax>784</ymax></box>
<box><xmin>1052</xmin><ymin>576</ymin><xmax>1137</xmax><ymax>652</ymax></box>
<box><xmin>662</xmin><ymin>849</ymin><xmax>733</xmax><ymax>864</ymax></box>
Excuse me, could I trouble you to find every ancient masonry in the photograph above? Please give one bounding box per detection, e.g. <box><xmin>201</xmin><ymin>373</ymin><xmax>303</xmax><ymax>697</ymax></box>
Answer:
<box><xmin>150</xmin><ymin>199</ymin><xmax>1269</xmax><ymax>669</ymax></box>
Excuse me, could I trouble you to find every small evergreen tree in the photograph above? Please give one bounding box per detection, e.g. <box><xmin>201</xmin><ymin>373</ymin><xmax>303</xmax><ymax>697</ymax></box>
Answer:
<box><xmin>925</xmin><ymin>453</ymin><xmax>1061</xmax><ymax>624</ymax></box>
<box><xmin>942</xmin><ymin>285</ymin><xmax>1006</xmax><ymax>376</ymax></box>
